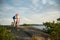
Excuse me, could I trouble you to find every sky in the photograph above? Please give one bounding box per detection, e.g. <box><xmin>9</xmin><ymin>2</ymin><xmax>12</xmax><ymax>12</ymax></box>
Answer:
<box><xmin>0</xmin><ymin>0</ymin><xmax>60</xmax><ymax>25</ymax></box>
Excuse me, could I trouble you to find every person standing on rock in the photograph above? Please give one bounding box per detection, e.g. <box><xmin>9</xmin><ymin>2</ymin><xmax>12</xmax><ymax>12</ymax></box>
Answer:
<box><xmin>13</xmin><ymin>13</ymin><xmax>20</xmax><ymax>27</ymax></box>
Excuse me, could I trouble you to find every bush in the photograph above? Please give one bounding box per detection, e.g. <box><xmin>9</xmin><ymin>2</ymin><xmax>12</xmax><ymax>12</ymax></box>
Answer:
<box><xmin>0</xmin><ymin>25</ymin><xmax>14</xmax><ymax>40</ymax></box>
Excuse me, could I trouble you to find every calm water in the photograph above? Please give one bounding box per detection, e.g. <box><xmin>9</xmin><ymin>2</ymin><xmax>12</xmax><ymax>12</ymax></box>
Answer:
<box><xmin>32</xmin><ymin>25</ymin><xmax>46</xmax><ymax>30</ymax></box>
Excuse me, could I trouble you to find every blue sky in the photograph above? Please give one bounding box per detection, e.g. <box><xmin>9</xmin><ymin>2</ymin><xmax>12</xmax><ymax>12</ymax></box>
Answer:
<box><xmin>0</xmin><ymin>0</ymin><xmax>60</xmax><ymax>25</ymax></box>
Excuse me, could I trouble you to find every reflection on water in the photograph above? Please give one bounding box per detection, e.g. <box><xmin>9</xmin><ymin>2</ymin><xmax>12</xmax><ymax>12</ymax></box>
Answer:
<box><xmin>32</xmin><ymin>25</ymin><xmax>45</xmax><ymax>30</ymax></box>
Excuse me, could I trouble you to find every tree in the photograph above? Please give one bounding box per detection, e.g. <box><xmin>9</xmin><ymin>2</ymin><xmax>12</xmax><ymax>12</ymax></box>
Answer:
<box><xmin>43</xmin><ymin>22</ymin><xmax>60</xmax><ymax>40</ymax></box>
<box><xmin>0</xmin><ymin>25</ymin><xmax>14</xmax><ymax>40</ymax></box>
<box><xmin>57</xmin><ymin>18</ymin><xmax>60</xmax><ymax>23</ymax></box>
<box><xmin>57</xmin><ymin>18</ymin><xmax>60</xmax><ymax>21</ymax></box>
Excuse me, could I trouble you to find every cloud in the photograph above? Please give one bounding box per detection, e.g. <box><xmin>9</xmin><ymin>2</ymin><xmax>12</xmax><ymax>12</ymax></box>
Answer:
<box><xmin>29</xmin><ymin>10</ymin><xmax>60</xmax><ymax>24</ymax></box>
<box><xmin>48</xmin><ymin>1</ymin><xmax>58</xmax><ymax>6</ymax></box>
<box><xmin>0</xmin><ymin>0</ymin><xmax>60</xmax><ymax>25</ymax></box>
<box><xmin>0</xmin><ymin>4</ymin><xmax>14</xmax><ymax>12</ymax></box>
<box><xmin>9</xmin><ymin>0</ymin><xmax>32</xmax><ymax>7</ymax></box>
<box><xmin>0</xmin><ymin>10</ymin><xmax>59</xmax><ymax>25</ymax></box>
<box><xmin>23</xmin><ymin>17</ymin><xmax>31</xmax><ymax>22</ymax></box>
<box><xmin>18</xmin><ymin>7</ymin><xmax>29</xmax><ymax>12</ymax></box>
<box><xmin>0</xmin><ymin>18</ymin><xmax>13</xmax><ymax>25</ymax></box>
<box><xmin>21</xmin><ymin>17</ymin><xmax>32</xmax><ymax>24</ymax></box>
<box><xmin>11</xmin><ymin>0</ymin><xmax>22</xmax><ymax>6</ymax></box>
<box><xmin>46</xmin><ymin>11</ymin><xmax>59</xmax><ymax>15</ymax></box>
<box><xmin>41</xmin><ymin>0</ymin><xmax>58</xmax><ymax>6</ymax></box>
<box><xmin>29</xmin><ymin>5</ymin><xmax>43</xmax><ymax>13</ymax></box>
<box><xmin>42</xmin><ymin>0</ymin><xmax>47</xmax><ymax>4</ymax></box>
<box><xmin>0</xmin><ymin>4</ymin><xmax>30</xmax><ymax>16</ymax></box>
<box><xmin>32</xmin><ymin>0</ymin><xmax>39</xmax><ymax>6</ymax></box>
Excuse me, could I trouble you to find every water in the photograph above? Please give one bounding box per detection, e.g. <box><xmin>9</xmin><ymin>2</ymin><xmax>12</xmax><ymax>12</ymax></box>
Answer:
<box><xmin>32</xmin><ymin>25</ymin><xmax>46</xmax><ymax>30</ymax></box>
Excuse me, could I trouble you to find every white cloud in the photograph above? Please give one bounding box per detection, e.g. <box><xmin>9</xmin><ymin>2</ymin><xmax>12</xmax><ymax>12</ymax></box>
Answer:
<box><xmin>28</xmin><ymin>14</ymin><xmax>43</xmax><ymax>24</ymax></box>
<box><xmin>18</xmin><ymin>7</ymin><xmax>29</xmax><ymax>12</ymax></box>
<box><xmin>29</xmin><ymin>14</ymin><xmax>46</xmax><ymax>24</ymax></box>
<box><xmin>1</xmin><ymin>4</ymin><xmax>14</xmax><ymax>12</ymax></box>
<box><xmin>1</xmin><ymin>0</ymin><xmax>60</xmax><ymax>25</ymax></box>
<box><xmin>32</xmin><ymin>0</ymin><xmax>39</xmax><ymax>7</ymax></box>
<box><xmin>11</xmin><ymin>0</ymin><xmax>22</xmax><ymax>6</ymax></box>
<box><xmin>48</xmin><ymin>1</ymin><xmax>58</xmax><ymax>6</ymax></box>
<box><xmin>23</xmin><ymin>17</ymin><xmax>31</xmax><ymax>22</ymax></box>
<box><xmin>46</xmin><ymin>11</ymin><xmax>59</xmax><ymax>15</ymax></box>
<box><xmin>0</xmin><ymin>18</ymin><xmax>13</xmax><ymax>25</ymax></box>
<box><xmin>28</xmin><ymin>10</ymin><xmax>60</xmax><ymax>24</ymax></box>
<box><xmin>21</xmin><ymin>17</ymin><xmax>32</xmax><ymax>24</ymax></box>
<box><xmin>41</xmin><ymin>0</ymin><xmax>58</xmax><ymax>6</ymax></box>
<box><xmin>0</xmin><ymin>10</ymin><xmax>59</xmax><ymax>25</ymax></box>
<box><xmin>42</xmin><ymin>0</ymin><xmax>47</xmax><ymax>4</ymax></box>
